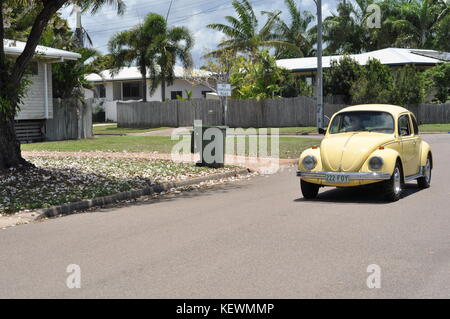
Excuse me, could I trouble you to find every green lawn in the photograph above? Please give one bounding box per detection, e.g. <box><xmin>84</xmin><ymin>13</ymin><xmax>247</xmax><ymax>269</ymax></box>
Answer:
<box><xmin>419</xmin><ymin>124</ymin><xmax>450</xmax><ymax>132</ymax></box>
<box><xmin>257</xmin><ymin>127</ymin><xmax>317</xmax><ymax>135</ymax></box>
<box><xmin>22</xmin><ymin>135</ymin><xmax>320</xmax><ymax>159</ymax></box>
<box><xmin>93</xmin><ymin>124</ymin><xmax>170</xmax><ymax>135</ymax></box>
<box><xmin>22</xmin><ymin>136</ymin><xmax>178</xmax><ymax>153</ymax></box>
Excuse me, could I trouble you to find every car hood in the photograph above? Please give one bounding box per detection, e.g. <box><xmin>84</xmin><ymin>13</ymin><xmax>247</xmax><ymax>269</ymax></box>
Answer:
<box><xmin>320</xmin><ymin>133</ymin><xmax>394</xmax><ymax>172</ymax></box>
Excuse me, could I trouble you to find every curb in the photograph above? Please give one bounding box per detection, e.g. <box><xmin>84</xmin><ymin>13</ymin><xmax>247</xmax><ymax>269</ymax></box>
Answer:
<box><xmin>35</xmin><ymin>168</ymin><xmax>250</xmax><ymax>220</ymax></box>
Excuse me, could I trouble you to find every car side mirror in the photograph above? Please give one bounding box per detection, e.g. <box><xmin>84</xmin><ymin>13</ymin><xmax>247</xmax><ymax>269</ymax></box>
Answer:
<box><xmin>318</xmin><ymin>128</ymin><xmax>326</xmax><ymax>135</ymax></box>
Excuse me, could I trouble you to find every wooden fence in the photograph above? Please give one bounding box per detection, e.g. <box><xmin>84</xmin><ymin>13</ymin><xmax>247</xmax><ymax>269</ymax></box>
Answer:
<box><xmin>46</xmin><ymin>98</ymin><xmax>93</xmax><ymax>141</ymax></box>
<box><xmin>117</xmin><ymin>98</ymin><xmax>450</xmax><ymax>128</ymax></box>
<box><xmin>405</xmin><ymin>103</ymin><xmax>450</xmax><ymax>124</ymax></box>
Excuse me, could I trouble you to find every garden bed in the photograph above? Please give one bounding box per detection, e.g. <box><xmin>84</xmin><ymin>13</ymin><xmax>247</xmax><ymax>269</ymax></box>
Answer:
<box><xmin>0</xmin><ymin>157</ymin><xmax>236</xmax><ymax>214</ymax></box>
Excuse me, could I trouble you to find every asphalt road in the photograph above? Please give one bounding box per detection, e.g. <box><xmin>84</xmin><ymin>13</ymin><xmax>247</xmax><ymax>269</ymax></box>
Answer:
<box><xmin>1</xmin><ymin>134</ymin><xmax>449</xmax><ymax>298</ymax></box>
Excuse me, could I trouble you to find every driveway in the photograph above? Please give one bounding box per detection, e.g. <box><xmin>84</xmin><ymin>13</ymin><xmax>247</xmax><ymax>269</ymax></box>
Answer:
<box><xmin>0</xmin><ymin>134</ymin><xmax>449</xmax><ymax>298</ymax></box>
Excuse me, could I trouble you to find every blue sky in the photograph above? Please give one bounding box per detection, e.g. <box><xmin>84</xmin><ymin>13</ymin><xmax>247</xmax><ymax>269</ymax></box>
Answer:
<box><xmin>60</xmin><ymin>0</ymin><xmax>337</xmax><ymax>67</ymax></box>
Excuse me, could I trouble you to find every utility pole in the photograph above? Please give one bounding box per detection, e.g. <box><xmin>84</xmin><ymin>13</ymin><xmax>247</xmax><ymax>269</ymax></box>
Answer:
<box><xmin>166</xmin><ymin>0</ymin><xmax>174</xmax><ymax>21</ymax></box>
<box><xmin>74</xmin><ymin>4</ymin><xmax>83</xmax><ymax>47</ymax></box>
<box><xmin>315</xmin><ymin>0</ymin><xmax>324</xmax><ymax>132</ymax></box>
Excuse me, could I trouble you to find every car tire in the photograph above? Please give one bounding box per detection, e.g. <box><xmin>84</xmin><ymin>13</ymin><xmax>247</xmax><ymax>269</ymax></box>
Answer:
<box><xmin>384</xmin><ymin>161</ymin><xmax>403</xmax><ymax>202</ymax></box>
<box><xmin>417</xmin><ymin>154</ymin><xmax>432</xmax><ymax>189</ymax></box>
<box><xmin>301</xmin><ymin>180</ymin><xmax>320</xmax><ymax>199</ymax></box>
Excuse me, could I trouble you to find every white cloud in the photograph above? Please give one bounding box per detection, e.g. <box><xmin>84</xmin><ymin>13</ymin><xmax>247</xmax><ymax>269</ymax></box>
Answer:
<box><xmin>59</xmin><ymin>0</ymin><xmax>338</xmax><ymax>67</ymax></box>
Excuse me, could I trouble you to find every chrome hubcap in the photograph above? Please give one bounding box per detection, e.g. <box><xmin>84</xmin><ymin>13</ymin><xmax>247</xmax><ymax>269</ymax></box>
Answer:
<box><xmin>393</xmin><ymin>167</ymin><xmax>401</xmax><ymax>195</ymax></box>
<box><xmin>425</xmin><ymin>158</ymin><xmax>431</xmax><ymax>183</ymax></box>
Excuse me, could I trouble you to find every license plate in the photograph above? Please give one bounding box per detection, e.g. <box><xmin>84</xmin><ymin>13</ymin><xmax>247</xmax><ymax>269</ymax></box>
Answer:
<box><xmin>325</xmin><ymin>174</ymin><xmax>350</xmax><ymax>184</ymax></box>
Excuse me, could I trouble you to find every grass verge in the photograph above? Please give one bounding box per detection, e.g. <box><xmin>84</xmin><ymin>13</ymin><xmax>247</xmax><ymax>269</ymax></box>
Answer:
<box><xmin>93</xmin><ymin>124</ymin><xmax>170</xmax><ymax>135</ymax></box>
<box><xmin>22</xmin><ymin>136</ymin><xmax>320</xmax><ymax>159</ymax></box>
<box><xmin>419</xmin><ymin>124</ymin><xmax>450</xmax><ymax>132</ymax></box>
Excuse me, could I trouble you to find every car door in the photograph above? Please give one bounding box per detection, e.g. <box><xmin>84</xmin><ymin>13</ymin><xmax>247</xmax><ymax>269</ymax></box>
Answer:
<box><xmin>409</xmin><ymin>114</ymin><xmax>421</xmax><ymax>175</ymax></box>
<box><xmin>398</xmin><ymin>114</ymin><xmax>416</xmax><ymax>176</ymax></box>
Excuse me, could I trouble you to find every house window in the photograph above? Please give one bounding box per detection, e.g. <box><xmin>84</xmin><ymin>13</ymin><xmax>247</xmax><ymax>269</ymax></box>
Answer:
<box><xmin>171</xmin><ymin>91</ymin><xmax>182</xmax><ymax>100</ymax></box>
<box><xmin>202</xmin><ymin>90</ymin><xmax>213</xmax><ymax>98</ymax></box>
<box><xmin>122</xmin><ymin>82</ymin><xmax>142</xmax><ymax>100</ymax></box>
<box><xmin>25</xmin><ymin>62</ymin><xmax>39</xmax><ymax>76</ymax></box>
<box><xmin>94</xmin><ymin>84</ymin><xmax>106</xmax><ymax>98</ymax></box>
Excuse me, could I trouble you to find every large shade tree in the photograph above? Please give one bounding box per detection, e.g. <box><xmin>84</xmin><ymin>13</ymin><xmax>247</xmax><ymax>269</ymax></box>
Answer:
<box><xmin>0</xmin><ymin>0</ymin><xmax>125</xmax><ymax>170</ymax></box>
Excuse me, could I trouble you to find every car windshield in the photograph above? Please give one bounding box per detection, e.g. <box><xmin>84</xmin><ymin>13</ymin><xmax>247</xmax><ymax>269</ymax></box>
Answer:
<box><xmin>329</xmin><ymin>111</ymin><xmax>394</xmax><ymax>134</ymax></box>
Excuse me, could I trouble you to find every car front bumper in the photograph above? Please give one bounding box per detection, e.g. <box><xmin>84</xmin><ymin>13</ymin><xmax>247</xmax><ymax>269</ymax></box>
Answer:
<box><xmin>297</xmin><ymin>171</ymin><xmax>391</xmax><ymax>180</ymax></box>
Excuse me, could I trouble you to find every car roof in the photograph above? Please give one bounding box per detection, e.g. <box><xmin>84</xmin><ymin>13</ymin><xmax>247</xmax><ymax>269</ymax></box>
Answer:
<box><xmin>337</xmin><ymin>104</ymin><xmax>410</xmax><ymax>117</ymax></box>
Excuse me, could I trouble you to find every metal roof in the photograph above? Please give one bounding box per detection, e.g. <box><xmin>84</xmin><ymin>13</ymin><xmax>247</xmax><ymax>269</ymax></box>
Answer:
<box><xmin>3</xmin><ymin>39</ymin><xmax>81</xmax><ymax>61</ymax></box>
<box><xmin>86</xmin><ymin>66</ymin><xmax>209</xmax><ymax>82</ymax></box>
<box><xmin>276</xmin><ymin>48</ymin><xmax>447</xmax><ymax>72</ymax></box>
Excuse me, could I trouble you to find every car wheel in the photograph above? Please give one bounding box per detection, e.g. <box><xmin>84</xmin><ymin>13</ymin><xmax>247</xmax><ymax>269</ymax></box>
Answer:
<box><xmin>384</xmin><ymin>162</ymin><xmax>403</xmax><ymax>202</ymax></box>
<box><xmin>301</xmin><ymin>180</ymin><xmax>320</xmax><ymax>199</ymax></box>
<box><xmin>417</xmin><ymin>154</ymin><xmax>432</xmax><ymax>189</ymax></box>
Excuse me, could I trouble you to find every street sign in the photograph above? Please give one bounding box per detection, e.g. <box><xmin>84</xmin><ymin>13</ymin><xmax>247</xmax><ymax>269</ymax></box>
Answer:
<box><xmin>217</xmin><ymin>83</ymin><xmax>232</xmax><ymax>97</ymax></box>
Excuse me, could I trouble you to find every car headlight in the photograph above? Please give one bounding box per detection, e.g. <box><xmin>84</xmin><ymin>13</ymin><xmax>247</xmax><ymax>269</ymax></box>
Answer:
<box><xmin>302</xmin><ymin>155</ymin><xmax>317</xmax><ymax>170</ymax></box>
<box><xmin>369</xmin><ymin>156</ymin><xmax>384</xmax><ymax>171</ymax></box>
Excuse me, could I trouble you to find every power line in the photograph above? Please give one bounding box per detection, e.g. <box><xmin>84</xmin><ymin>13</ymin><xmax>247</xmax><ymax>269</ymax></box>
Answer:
<box><xmin>85</xmin><ymin>0</ymin><xmax>269</xmax><ymax>35</ymax></box>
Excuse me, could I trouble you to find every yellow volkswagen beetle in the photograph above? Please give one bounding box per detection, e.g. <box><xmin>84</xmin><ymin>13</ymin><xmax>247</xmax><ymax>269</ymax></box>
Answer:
<box><xmin>297</xmin><ymin>104</ymin><xmax>433</xmax><ymax>201</ymax></box>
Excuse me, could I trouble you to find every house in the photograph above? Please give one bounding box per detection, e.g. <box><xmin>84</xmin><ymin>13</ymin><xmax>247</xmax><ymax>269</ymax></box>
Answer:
<box><xmin>3</xmin><ymin>39</ymin><xmax>81</xmax><ymax>142</ymax></box>
<box><xmin>84</xmin><ymin>66</ymin><xmax>213</xmax><ymax>122</ymax></box>
<box><xmin>276</xmin><ymin>47</ymin><xmax>448</xmax><ymax>80</ymax></box>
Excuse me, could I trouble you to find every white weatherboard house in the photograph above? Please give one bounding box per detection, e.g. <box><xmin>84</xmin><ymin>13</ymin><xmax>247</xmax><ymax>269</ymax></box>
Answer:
<box><xmin>4</xmin><ymin>39</ymin><xmax>81</xmax><ymax>141</ymax></box>
<box><xmin>277</xmin><ymin>47</ymin><xmax>447</xmax><ymax>77</ymax></box>
<box><xmin>85</xmin><ymin>66</ymin><xmax>213</xmax><ymax>122</ymax></box>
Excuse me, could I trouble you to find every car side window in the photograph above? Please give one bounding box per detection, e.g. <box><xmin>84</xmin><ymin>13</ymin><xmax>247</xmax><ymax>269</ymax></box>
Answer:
<box><xmin>398</xmin><ymin>115</ymin><xmax>411</xmax><ymax>137</ymax></box>
<box><xmin>411</xmin><ymin>115</ymin><xmax>419</xmax><ymax>135</ymax></box>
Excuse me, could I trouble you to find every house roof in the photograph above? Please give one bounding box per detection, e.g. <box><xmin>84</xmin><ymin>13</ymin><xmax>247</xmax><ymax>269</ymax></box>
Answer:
<box><xmin>276</xmin><ymin>48</ymin><xmax>447</xmax><ymax>72</ymax></box>
<box><xmin>3</xmin><ymin>39</ymin><xmax>81</xmax><ymax>61</ymax></box>
<box><xmin>86</xmin><ymin>66</ymin><xmax>209</xmax><ymax>82</ymax></box>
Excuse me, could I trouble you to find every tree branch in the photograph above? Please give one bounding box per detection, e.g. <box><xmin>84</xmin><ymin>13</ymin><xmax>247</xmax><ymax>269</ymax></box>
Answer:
<box><xmin>10</xmin><ymin>0</ymin><xmax>67</xmax><ymax>87</ymax></box>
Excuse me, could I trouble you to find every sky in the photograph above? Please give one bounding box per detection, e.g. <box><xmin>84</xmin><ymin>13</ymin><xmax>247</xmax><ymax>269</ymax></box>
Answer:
<box><xmin>60</xmin><ymin>0</ymin><xmax>337</xmax><ymax>67</ymax></box>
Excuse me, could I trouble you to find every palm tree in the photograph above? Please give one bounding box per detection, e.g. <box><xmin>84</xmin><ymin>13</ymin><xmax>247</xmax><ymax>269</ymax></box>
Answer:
<box><xmin>150</xmin><ymin>21</ymin><xmax>193</xmax><ymax>101</ymax></box>
<box><xmin>323</xmin><ymin>0</ymin><xmax>378</xmax><ymax>54</ymax></box>
<box><xmin>108</xmin><ymin>13</ymin><xmax>165</xmax><ymax>102</ymax></box>
<box><xmin>207</xmin><ymin>0</ymin><xmax>298</xmax><ymax>58</ymax></box>
<box><xmin>389</xmin><ymin>0</ymin><xmax>449</xmax><ymax>49</ymax></box>
<box><xmin>268</xmin><ymin>0</ymin><xmax>315</xmax><ymax>59</ymax></box>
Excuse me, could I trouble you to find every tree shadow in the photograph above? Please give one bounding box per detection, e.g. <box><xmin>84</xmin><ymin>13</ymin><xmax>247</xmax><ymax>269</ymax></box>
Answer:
<box><xmin>294</xmin><ymin>183</ymin><xmax>423</xmax><ymax>205</ymax></box>
<box><xmin>92</xmin><ymin>181</ymin><xmax>247</xmax><ymax>214</ymax></box>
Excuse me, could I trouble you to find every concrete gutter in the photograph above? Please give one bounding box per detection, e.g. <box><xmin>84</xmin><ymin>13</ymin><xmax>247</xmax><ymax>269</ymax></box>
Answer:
<box><xmin>35</xmin><ymin>168</ymin><xmax>250</xmax><ymax>220</ymax></box>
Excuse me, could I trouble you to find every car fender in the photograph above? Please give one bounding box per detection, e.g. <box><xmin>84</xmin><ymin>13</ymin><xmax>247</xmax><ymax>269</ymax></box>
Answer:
<box><xmin>360</xmin><ymin>148</ymin><xmax>400</xmax><ymax>176</ymax></box>
<box><xmin>298</xmin><ymin>148</ymin><xmax>322</xmax><ymax>171</ymax></box>
<box><xmin>420</xmin><ymin>141</ymin><xmax>433</xmax><ymax>168</ymax></box>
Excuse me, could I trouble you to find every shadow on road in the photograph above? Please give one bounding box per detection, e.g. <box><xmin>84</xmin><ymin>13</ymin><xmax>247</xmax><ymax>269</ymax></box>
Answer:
<box><xmin>94</xmin><ymin>181</ymin><xmax>247</xmax><ymax>214</ymax></box>
<box><xmin>294</xmin><ymin>183</ymin><xmax>422</xmax><ymax>204</ymax></box>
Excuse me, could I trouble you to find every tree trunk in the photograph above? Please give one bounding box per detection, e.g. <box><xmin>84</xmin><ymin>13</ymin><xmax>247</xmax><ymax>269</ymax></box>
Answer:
<box><xmin>0</xmin><ymin>0</ymin><xmax>66</xmax><ymax>170</ymax></box>
<box><xmin>161</xmin><ymin>78</ymin><xmax>166</xmax><ymax>102</ymax></box>
<box><xmin>0</xmin><ymin>112</ymin><xmax>27</xmax><ymax>169</ymax></box>
<box><xmin>141</xmin><ymin>71</ymin><xmax>147</xmax><ymax>102</ymax></box>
